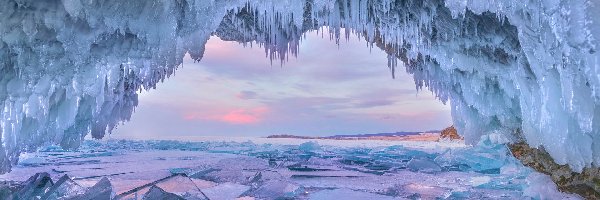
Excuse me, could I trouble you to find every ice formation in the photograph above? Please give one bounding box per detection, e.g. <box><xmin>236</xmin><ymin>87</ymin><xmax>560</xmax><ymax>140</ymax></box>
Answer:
<box><xmin>0</xmin><ymin>0</ymin><xmax>599</xmax><ymax>176</ymax></box>
<box><xmin>0</xmin><ymin>0</ymin><xmax>241</xmax><ymax>173</ymax></box>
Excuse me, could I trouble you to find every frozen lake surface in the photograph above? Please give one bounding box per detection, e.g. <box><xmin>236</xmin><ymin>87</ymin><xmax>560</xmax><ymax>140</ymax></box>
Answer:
<box><xmin>0</xmin><ymin>137</ymin><xmax>580</xmax><ymax>199</ymax></box>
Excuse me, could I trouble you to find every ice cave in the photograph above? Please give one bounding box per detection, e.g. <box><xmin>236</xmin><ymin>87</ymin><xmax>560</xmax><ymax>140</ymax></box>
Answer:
<box><xmin>0</xmin><ymin>0</ymin><xmax>600</xmax><ymax>199</ymax></box>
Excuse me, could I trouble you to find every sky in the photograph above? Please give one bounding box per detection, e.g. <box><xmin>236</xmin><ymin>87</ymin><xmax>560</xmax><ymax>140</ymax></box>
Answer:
<box><xmin>111</xmin><ymin>32</ymin><xmax>452</xmax><ymax>139</ymax></box>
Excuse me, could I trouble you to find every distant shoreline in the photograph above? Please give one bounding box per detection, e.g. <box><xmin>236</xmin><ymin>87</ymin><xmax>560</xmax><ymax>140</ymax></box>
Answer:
<box><xmin>266</xmin><ymin>131</ymin><xmax>448</xmax><ymax>142</ymax></box>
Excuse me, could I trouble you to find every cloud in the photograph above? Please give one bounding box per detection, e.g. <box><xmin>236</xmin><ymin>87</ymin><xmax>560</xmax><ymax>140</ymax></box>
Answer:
<box><xmin>354</xmin><ymin>99</ymin><xmax>396</xmax><ymax>108</ymax></box>
<box><xmin>236</xmin><ymin>91</ymin><xmax>258</xmax><ymax>100</ymax></box>
<box><xmin>220</xmin><ymin>107</ymin><xmax>268</xmax><ymax>124</ymax></box>
<box><xmin>184</xmin><ymin>107</ymin><xmax>269</xmax><ymax>125</ymax></box>
<box><xmin>264</xmin><ymin>96</ymin><xmax>351</xmax><ymax>113</ymax></box>
<box><xmin>298</xmin><ymin>63</ymin><xmax>385</xmax><ymax>82</ymax></box>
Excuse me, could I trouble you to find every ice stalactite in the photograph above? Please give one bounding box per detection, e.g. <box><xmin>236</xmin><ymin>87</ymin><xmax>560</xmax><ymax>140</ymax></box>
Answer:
<box><xmin>0</xmin><ymin>0</ymin><xmax>241</xmax><ymax>173</ymax></box>
<box><xmin>228</xmin><ymin>0</ymin><xmax>600</xmax><ymax>173</ymax></box>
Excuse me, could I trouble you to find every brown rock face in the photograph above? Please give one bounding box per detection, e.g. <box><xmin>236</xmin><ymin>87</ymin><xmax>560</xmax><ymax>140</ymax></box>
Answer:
<box><xmin>439</xmin><ymin>126</ymin><xmax>462</xmax><ymax>140</ymax></box>
<box><xmin>509</xmin><ymin>142</ymin><xmax>600</xmax><ymax>199</ymax></box>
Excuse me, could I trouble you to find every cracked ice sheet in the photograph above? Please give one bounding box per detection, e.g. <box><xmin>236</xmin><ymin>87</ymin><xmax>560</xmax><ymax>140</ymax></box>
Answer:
<box><xmin>2</xmin><ymin>150</ymin><xmax>239</xmax><ymax>194</ymax></box>
<box><xmin>0</xmin><ymin>138</ymin><xmax>581</xmax><ymax>199</ymax></box>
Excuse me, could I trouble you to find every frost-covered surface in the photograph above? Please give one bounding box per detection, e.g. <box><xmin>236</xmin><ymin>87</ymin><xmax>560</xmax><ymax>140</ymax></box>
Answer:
<box><xmin>0</xmin><ymin>0</ymin><xmax>599</xmax><ymax>175</ymax></box>
<box><xmin>440</xmin><ymin>0</ymin><xmax>600</xmax><ymax>172</ymax></box>
<box><xmin>0</xmin><ymin>139</ymin><xmax>581</xmax><ymax>199</ymax></box>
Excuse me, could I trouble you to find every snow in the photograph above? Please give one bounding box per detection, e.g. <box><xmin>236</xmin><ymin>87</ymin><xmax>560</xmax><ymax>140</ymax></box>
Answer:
<box><xmin>0</xmin><ymin>0</ymin><xmax>599</xmax><ymax>181</ymax></box>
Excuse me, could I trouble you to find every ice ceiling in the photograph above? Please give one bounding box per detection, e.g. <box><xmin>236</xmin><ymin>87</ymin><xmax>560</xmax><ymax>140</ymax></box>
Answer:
<box><xmin>0</xmin><ymin>0</ymin><xmax>599</xmax><ymax>174</ymax></box>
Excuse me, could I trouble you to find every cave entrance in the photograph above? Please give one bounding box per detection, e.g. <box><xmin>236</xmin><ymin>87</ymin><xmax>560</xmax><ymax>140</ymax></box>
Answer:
<box><xmin>111</xmin><ymin>31</ymin><xmax>452</xmax><ymax>140</ymax></box>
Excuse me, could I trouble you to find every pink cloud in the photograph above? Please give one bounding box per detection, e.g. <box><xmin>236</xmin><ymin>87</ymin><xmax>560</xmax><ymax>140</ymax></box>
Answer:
<box><xmin>183</xmin><ymin>107</ymin><xmax>269</xmax><ymax>125</ymax></box>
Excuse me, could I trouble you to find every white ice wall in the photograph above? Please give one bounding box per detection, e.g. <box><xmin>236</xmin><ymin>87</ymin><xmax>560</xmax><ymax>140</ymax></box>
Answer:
<box><xmin>0</xmin><ymin>0</ymin><xmax>240</xmax><ymax>172</ymax></box>
<box><xmin>441</xmin><ymin>0</ymin><xmax>600</xmax><ymax>172</ymax></box>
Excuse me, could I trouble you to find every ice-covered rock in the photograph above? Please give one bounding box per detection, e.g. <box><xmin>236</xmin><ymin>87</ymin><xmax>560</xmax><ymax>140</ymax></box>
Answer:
<box><xmin>437</xmin><ymin>0</ymin><xmax>600</xmax><ymax>174</ymax></box>
<box><xmin>435</xmin><ymin>137</ymin><xmax>513</xmax><ymax>173</ymax></box>
<box><xmin>523</xmin><ymin>172</ymin><xmax>582</xmax><ymax>200</ymax></box>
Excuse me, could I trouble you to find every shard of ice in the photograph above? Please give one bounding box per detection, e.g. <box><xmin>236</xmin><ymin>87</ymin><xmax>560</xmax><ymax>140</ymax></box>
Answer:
<box><xmin>142</xmin><ymin>185</ymin><xmax>186</xmax><ymax>200</ymax></box>
<box><xmin>201</xmin><ymin>182</ymin><xmax>250</xmax><ymax>200</ymax></box>
<box><xmin>40</xmin><ymin>174</ymin><xmax>86</xmax><ymax>199</ymax></box>
<box><xmin>406</xmin><ymin>157</ymin><xmax>443</xmax><ymax>173</ymax></box>
<box><xmin>78</xmin><ymin>177</ymin><xmax>114</xmax><ymax>200</ymax></box>
<box><xmin>245</xmin><ymin>180</ymin><xmax>304</xmax><ymax>199</ymax></box>
<box><xmin>0</xmin><ymin>0</ymin><xmax>599</xmax><ymax>185</ymax></box>
<box><xmin>13</xmin><ymin>172</ymin><xmax>54</xmax><ymax>199</ymax></box>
